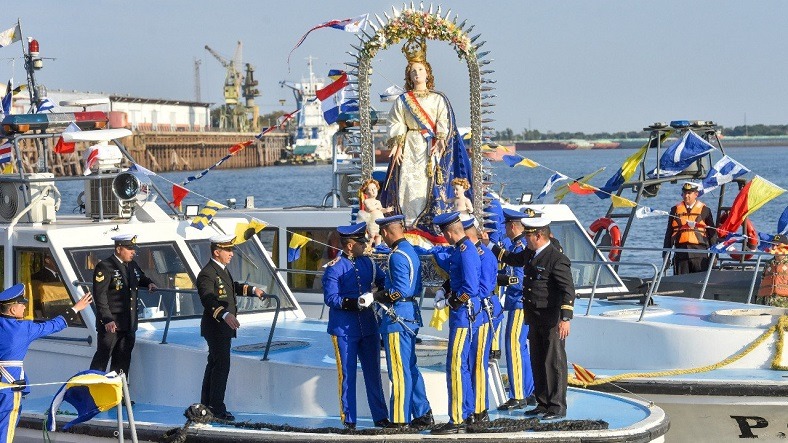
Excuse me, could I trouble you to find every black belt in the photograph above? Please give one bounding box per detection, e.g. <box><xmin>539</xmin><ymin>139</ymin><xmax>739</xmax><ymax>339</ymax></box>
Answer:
<box><xmin>398</xmin><ymin>297</ymin><xmax>416</xmax><ymax>303</ymax></box>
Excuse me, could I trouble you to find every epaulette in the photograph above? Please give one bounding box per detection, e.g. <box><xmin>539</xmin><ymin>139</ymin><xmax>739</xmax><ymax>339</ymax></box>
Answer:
<box><xmin>327</xmin><ymin>256</ymin><xmax>341</xmax><ymax>267</ymax></box>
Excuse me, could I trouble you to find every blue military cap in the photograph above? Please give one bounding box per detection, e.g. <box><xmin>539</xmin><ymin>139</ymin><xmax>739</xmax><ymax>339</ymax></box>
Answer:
<box><xmin>433</xmin><ymin>211</ymin><xmax>461</xmax><ymax>230</ymax></box>
<box><xmin>502</xmin><ymin>207</ymin><xmax>530</xmax><ymax>222</ymax></box>
<box><xmin>0</xmin><ymin>283</ymin><xmax>27</xmax><ymax>305</ymax></box>
<box><xmin>375</xmin><ymin>214</ymin><xmax>405</xmax><ymax>227</ymax></box>
<box><xmin>209</xmin><ymin>234</ymin><xmax>236</xmax><ymax>249</ymax></box>
<box><xmin>112</xmin><ymin>234</ymin><xmax>137</xmax><ymax>247</ymax></box>
<box><xmin>337</xmin><ymin>222</ymin><xmax>368</xmax><ymax>242</ymax></box>
<box><xmin>461</xmin><ymin>217</ymin><xmax>478</xmax><ymax>230</ymax></box>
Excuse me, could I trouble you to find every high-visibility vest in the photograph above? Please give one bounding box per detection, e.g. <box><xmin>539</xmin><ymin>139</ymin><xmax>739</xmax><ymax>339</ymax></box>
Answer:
<box><xmin>670</xmin><ymin>202</ymin><xmax>709</xmax><ymax>246</ymax></box>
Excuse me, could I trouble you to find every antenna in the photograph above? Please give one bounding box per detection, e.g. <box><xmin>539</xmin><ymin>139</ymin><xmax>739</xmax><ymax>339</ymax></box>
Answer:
<box><xmin>193</xmin><ymin>58</ymin><xmax>202</xmax><ymax>102</ymax></box>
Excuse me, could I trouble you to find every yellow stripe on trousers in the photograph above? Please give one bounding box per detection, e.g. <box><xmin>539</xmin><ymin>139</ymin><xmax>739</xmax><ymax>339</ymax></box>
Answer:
<box><xmin>6</xmin><ymin>391</ymin><xmax>21</xmax><ymax>443</ymax></box>
<box><xmin>331</xmin><ymin>335</ymin><xmax>346</xmax><ymax>423</ymax></box>
<box><xmin>450</xmin><ymin>327</ymin><xmax>468</xmax><ymax>423</ymax></box>
<box><xmin>388</xmin><ymin>332</ymin><xmax>405</xmax><ymax>423</ymax></box>
<box><xmin>475</xmin><ymin>323</ymin><xmax>489</xmax><ymax>413</ymax></box>
<box><xmin>510</xmin><ymin>310</ymin><xmax>524</xmax><ymax>399</ymax></box>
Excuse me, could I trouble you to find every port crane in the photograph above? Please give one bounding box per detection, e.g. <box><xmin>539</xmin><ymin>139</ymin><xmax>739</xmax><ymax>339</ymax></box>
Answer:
<box><xmin>205</xmin><ymin>41</ymin><xmax>259</xmax><ymax>131</ymax></box>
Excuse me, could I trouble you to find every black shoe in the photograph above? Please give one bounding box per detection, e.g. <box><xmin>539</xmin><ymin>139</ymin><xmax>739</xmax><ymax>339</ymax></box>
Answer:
<box><xmin>430</xmin><ymin>421</ymin><xmax>466</xmax><ymax>435</ymax></box>
<box><xmin>386</xmin><ymin>422</ymin><xmax>408</xmax><ymax>429</ymax></box>
<box><xmin>497</xmin><ymin>398</ymin><xmax>527</xmax><ymax>411</ymax></box>
<box><xmin>526</xmin><ymin>394</ymin><xmax>537</xmax><ymax>406</ymax></box>
<box><xmin>410</xmin><ymin>410</ymin><xmax>434</xmax><ymax>429</ymax></box>
<box><xmin>473</xmin><ymin>410</ymin><xmax>489</xmax><ymax>423</ymax></box>
<box><xmin>343</xmin><ymin>422</ymin><xmax>356</xmax><ymax>429</ymax></box>
<box><xmin>121</xmin><ymin>397</ymin><xmax>135</xmax><ymax>407</ymax></box>
<box><xmin>540</xmin><ymin>412</ymin><xmax>566</xmax><ymax>420</ymax></box>
<box><xmin>374</xmin><ymin>418</ymin><xmax>392</xmax><ymax>428</ymax></box>
<box><xmin>490</xmin><ymin>349</ymin><xmax>501</xmax><ymax>360</ymax></box>
<box><xmin>524</xmin><ymin>407</ymin><xmax>547</xmax><ymax>417</ymax></box>
<box><xmin>215</xmin><ymin>411</ymin><xmax>235</xmax><ymax>421</ymax></box>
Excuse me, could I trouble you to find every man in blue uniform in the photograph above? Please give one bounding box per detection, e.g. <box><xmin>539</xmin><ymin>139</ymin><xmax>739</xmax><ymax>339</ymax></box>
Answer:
<box><xmin>374</xmin><ymin>215</ymin><xmax>433</xmax><ymax>429</ymax></box>
<box><xmin>461</xmin><ymin>217</ymin><xmax>503</xmax><ymax>422</ymax></box>
<box><xmin>495</xmin><ymin>208</ymin><xmax>535</xmax><ymax>411</ymax></box>
<box><xmin>322</xmin><ymin>222</ymin><xmax>389</xmax><ymax>429</ymax></box>
<box><xmin>0</xmin><ymin>284</ymin><xmax>92</xmax><ymax>442</ymax></box>
<box><xmin>430</xmin><ymin>212</ymin><xmax>481</xmax><ymax>435</ymax></box>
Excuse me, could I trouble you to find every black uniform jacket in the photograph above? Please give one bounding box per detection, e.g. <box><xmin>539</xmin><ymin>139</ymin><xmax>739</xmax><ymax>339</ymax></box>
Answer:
<box><xmin>93</xmin><ymin>256</ymin><xmax>153</xmax><ymax>332</ymax></box>
<box><xmin>197</xmin><ymin>260</ymin><xmax>254</xmax><ymax>339</ymax></box>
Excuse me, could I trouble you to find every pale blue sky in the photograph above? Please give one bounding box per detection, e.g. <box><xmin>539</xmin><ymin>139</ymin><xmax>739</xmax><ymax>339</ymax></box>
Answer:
<box><xmin>4</xmin><ymin>1</ymin><xmax>788</xmax><ymax>133</ymax></box>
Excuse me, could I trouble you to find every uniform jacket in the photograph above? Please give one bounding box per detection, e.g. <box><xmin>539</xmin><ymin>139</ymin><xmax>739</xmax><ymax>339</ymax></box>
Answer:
<box><xmin>476</xmin><ymin>241</ymin><xmax>503</xmax><ymax>326</ymax></box>
<box><xmin>323</xmin><ymin>253</ymin><xmax>384</xmax><ymax>338</ymax></box>
<box><xmin>448</xmin><ymin>237</ymin><xmax>481</xmax><ymax>328</ymax></box>
<box><xmin>521</xmin><ymin>245</ymin><xmax>576</xmax><ymax>327</ymax></box>
<box><xmin>198</xmin><ymin>260</ymin><xmax>255</xmax><ymax>339</ymax></box>
<box><xmin>380</xmin><ymin>239</ymin><xmax>422</xmax><ymax>334</ymax></box>
<box><xmin>93</xmin><ymin>256</ymin><xmax>153</xmax><ymax>332</ymax></box>
<box><xmin>500</xmin><ymin>235</ymin><xmax>526</xmax><ymax>311</ymax></box>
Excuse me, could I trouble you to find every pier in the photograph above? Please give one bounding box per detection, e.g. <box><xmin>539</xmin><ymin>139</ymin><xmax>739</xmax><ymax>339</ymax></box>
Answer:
<box><xmin>15</xmin><ymin>131</ymin><xmax>287</xmax><ymax>175</ymax></box>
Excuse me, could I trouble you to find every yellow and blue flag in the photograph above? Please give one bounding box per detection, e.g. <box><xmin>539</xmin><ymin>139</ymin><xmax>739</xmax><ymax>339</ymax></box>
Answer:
<box><xmin>502</xmin><ymin>154</ymin><xmax>539</xmax><ymax>168</ymax></box>
<box><xmin>47</xmin><ymin>370</ymin><xmax>122</xmax><ymax>431</ymax></box>
<box><xmin>287</xmin><ymin>233</ymin><xmax>311</xmax><ymax>262</ymax></box>
<box><xmin>233</xmin><ymin>218</ymin><xmax>268</xmax><ymax>245</ymax></box>
<box><xmin>189</xmin><ymin>200</ymin><xmax>224</xmax><ymax>230</ymax></box>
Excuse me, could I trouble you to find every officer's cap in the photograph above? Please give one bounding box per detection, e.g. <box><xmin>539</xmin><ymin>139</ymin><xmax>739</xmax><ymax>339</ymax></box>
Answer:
<box><xmin>681</xmin><ymin>181</ymin><xmax>700</xmax><ymax>193</ymax></box>
<box><xmin>337</xmin><ymin>223</ymin><xmax>368</xmax><ymax>242</ymax></box>
<box><xmin>210</xmin><ymin>234</ymin><xmax>236</xmax><ymax>249</ymax></box>
<box><xmin>461</xmin><ymin>217</ymin><xmax>478</xmax><ymax>230</ymax></box>
<box><xmin>375</xmin><ymin>214</ymin><xmax>405</xmax><ymax>228</ymax></box>
<box><xmin>112</xmin><ymin>234</ymin><xmax>137</xmax><ymax>247</ymax></box>
<box><xmin>522</xmin><ymin>216</ymin><xmax>550</xmax><ymax>233</ymax></box>
<box><xmin>0</xmin><ymin>283</ymin><xmax>27</xmax><ymax>305</ymax></box>
<box><xmin>433</xmin><ymin>212</ymin><xmax>461</xmax><ymax>231</ymax></box>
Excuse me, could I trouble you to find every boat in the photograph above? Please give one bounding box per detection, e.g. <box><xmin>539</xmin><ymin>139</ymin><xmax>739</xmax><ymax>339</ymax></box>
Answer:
<box><xmin>515</xmin><ymin>141</ymin><xmax>577</xmax><ymax>151</ymax></box>
<box><xmin>591</xmin><ymin>140</ymin><xmax>621</xmax><ymax>149</ymax></box>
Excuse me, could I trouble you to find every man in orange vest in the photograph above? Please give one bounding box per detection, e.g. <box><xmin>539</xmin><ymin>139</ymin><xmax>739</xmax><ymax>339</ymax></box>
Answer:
<box><xmin>663</xmin><ymin>182</ymin><xmax>718</xmax><ymax>274</ymax></box>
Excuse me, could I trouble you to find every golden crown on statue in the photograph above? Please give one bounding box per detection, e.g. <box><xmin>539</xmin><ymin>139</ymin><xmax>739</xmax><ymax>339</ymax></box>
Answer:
<box><xmin>402</xmin><ymin>38</ymin><xmax>427</xmax><ymax>63</ymax></box>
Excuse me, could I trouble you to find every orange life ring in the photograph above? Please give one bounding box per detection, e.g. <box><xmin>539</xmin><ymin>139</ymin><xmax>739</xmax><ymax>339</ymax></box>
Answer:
<box><xmin>717</xmin><ymin>211</ymin><xmax>758</xmax><ymax>260</ymax></box>
<box><xmin>589</xmin><ymin>217</ymin><xmax>622</xmax><ymax>261</ymax></box>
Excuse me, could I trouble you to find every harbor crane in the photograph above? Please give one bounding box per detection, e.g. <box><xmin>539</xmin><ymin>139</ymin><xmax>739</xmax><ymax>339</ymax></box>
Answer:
<box><xmin>204</xmin><ymin>41</ymin><xmax>260</xmax><ymax>132</ymax></box>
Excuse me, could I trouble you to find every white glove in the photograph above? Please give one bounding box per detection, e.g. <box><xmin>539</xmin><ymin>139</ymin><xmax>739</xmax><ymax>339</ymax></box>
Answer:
<box><xmin>358</xmin><ymin>292</ymin><xmax>373</xmax><ymax>309</ymax></box>
<box><xmin>433</xmin><ymin>289</ymin><xmax>446</xmax><ymax>309</ymax></box>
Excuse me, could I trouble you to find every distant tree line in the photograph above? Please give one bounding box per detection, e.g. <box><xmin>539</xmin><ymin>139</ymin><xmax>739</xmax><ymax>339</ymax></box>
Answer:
<box><xmin>492</xmin><ymin>124</ymin><xmax>788</xmax><ymax>141</ymax></box>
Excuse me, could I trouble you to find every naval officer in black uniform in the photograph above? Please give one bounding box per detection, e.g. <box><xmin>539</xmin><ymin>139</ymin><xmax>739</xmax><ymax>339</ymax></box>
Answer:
<box><xmin>90</xmin><ymin>234</ymin><xmax>157</xmax><ymax>378</ymax></box>
<box><xmin>198</xmin><ymin>234</ymin><xmax>265</xmax><ymax>421</ymax></box>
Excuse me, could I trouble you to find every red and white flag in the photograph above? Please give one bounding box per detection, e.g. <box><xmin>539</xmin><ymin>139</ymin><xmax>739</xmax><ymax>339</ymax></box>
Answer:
<box><xmin>54</xmin><ymin>122</ymin><xmax>81</xmax><ymax>154</ymax></box>
<box><xmin>83</xmin><ymin>149</ymin><xmax>100</xmax><ymax>176</ymax></box>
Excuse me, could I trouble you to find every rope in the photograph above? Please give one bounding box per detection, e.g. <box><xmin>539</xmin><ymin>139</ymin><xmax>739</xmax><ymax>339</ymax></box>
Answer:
<box><xmin>160</xmin><ymin>404</ymin><xmax>608</xmax><ymax>441</ymax></box>
<box><xmin>569</xmin><ymin>314</ymin><xmax>788</xmax><ymax>387</ymax></box>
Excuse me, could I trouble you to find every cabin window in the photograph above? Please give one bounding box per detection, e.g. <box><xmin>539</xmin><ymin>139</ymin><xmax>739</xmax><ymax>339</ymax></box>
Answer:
<box><xmin>17</xmin><ymin>248</ymin><xmax>85</xmax><ymax>326</ymax></box>
<box><xmin>65</xmin><ymin>242</ymin><xmax>199</xmax><ymax>321</ymax></box>
<box><xmin>257</xmin><ymin>228</ymin><xmax>279</xmax><ymax>267</ymax></box>
<box><xmin>187</xmin><ymin>238</ymin><xmax>295</xmax><ymax>313</ymax></box>
<box><xmin>285</xmin><ymin>228</ymin><xmax>339</xmax><ymax>293</ymax></box>
<box><xmin>549</xmin><ymin>221</ymin><xmax>621</xmax><ymax>289</ymax></box>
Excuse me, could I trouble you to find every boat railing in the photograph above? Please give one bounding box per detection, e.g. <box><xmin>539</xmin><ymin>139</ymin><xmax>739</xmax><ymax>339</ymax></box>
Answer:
<box><xmin>573</xmin><ymin>259</ymin><xmax>660</xmax><ymax>321</ymax></box>
<box><xmin>72</xmin><ymin>281</ymin><xmax>282</xmax><ymax>360</ymax></box>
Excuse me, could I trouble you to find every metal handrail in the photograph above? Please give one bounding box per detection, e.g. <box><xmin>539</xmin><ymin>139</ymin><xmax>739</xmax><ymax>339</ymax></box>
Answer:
<box><xmin>275</xmin><ymin>268</ymin><xmax>325</xmax><ymax>276</ymax></box>
<box><xmin>262</xmin><ymin>294</ymin><xmax>280</xmax><ymax>361</ymax></box>
<box><xmin>571</xmin><ymin>260</ymin><xmax>659</xmax><ymax>321</ymax></box>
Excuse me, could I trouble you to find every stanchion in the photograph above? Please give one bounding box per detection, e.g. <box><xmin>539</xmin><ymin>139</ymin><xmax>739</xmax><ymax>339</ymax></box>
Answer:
<box><xmin>120</xmin><ymin>372</ymin><xmax>138</xmax><ymax>443</ymax></box>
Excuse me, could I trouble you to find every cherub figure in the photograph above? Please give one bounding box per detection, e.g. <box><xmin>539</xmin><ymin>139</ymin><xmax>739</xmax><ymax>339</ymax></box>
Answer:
<box><xmin>358</xmin><ymin>179</ymin><xmax>393</xmax><ymax>245</ymax></box>
<box><xmin>452</xmin><ymin>178</ymin><xmax>473</xmax><ymax>221</ymax></box>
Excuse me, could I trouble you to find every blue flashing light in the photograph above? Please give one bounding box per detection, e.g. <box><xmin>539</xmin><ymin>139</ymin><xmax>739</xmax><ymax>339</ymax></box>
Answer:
<box><xmin>669</xmin><ymin>120</ymin><xmax>691</xmax><ymax>128</ymax></box>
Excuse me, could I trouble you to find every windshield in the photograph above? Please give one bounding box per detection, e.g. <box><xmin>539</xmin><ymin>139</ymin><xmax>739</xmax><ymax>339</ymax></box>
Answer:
<box><xmin>66</xmin><ymin>241</ymin><xmax>201</xmax><ymax>321</ymax></box>
<box><xmin>549</xmin><ymin>220</ymin><xmax>621</xmax><ymax>289</ymax></box>
<box><xmin>187</xmin><ymin>239</ymin><xmax>295</xmax><ymax>312</ymax></box>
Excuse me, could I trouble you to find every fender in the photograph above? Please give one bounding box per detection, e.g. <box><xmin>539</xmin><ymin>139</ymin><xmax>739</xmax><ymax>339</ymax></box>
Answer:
<box><xmin>589</xmin><ymin>217</ymin><xmax>622</xmax><ymax>261</ymax></box>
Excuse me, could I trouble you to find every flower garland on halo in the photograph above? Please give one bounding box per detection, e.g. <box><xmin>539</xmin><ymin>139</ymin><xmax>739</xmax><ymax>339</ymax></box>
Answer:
<box><xmin>362</xmin><ymin>9</ymin><xmax>474</xmax><ymax>59</ymax></box>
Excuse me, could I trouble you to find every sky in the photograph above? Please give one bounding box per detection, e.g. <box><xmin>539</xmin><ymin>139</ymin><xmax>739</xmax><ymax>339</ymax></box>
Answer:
<box><xmin>4</xmin><ymin>1</ymin><xmax>788</xmax><ymax>134</ymax></box>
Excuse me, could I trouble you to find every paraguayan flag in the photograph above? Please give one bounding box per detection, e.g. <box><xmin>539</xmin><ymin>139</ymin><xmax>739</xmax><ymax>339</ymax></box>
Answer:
<box><xmin>697</xmin><ymin>155</ymin><xmax>749</xmax><ymax>196</ymax></box>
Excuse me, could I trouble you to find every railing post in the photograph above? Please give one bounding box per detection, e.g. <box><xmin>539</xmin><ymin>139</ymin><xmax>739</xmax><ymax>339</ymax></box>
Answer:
<box><xmin>160</xmin><ymin>292</ymin><xmax>178</xmax><ymax>344</ymax></box>
<box><xmin>638</xmin><ymin>263</ymin><xmax>660</xmax><ymax>322</ymax></box>
<box><xmin>584</xmin><ymin>261</ymin><xmax>604</xmax><ymax>317</ymax></box>
<box><xmin>262</xmin><ymin>294</ymin><xmax>281</xmax><ymax>361</ymax></box>
<box><xmin>746</xmin><ymin>255</ymin><xmax>764</xmax><ymax>305</ymax></box>
<box><xmin>698</xmin><ymin>252</ymin><xmax>718</xmax><ymax>300</ymax></box>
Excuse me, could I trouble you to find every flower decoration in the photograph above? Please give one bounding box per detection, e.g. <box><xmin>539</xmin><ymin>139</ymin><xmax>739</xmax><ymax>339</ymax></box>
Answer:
<box><xmin>362</xmin><ymin>9</ymin><xmax>474</xmax><ymax>60</ymax></box>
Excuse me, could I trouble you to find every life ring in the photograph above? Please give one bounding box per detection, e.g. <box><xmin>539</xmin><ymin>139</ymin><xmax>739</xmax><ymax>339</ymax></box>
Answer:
<box><xmin>588</xmin><ymin>217</ymin><xmax>622</xmax><ymax>261</ymax></box>
<box><xmin>718</xmin><ymin>211</ymin><xmax>758</xmax><ymax>261</ymax></box>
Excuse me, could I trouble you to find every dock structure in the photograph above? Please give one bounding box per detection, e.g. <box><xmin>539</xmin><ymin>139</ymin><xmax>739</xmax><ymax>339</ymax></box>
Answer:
<box><xmin>14</xmin><ymin>131</ymin><xmax>287</xmax><ymax>175</ymax></box>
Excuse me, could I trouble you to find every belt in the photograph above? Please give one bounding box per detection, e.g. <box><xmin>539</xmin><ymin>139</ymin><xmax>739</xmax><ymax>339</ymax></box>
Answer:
<box><xmin>0</xmin><ymin>360</ymin><xmax>24</xmax><ymax>384</ymax></box>
<box><xmin>398</xmin><ymin>297</ymin><xmax>416</xmax><ymax>303</ymax></box>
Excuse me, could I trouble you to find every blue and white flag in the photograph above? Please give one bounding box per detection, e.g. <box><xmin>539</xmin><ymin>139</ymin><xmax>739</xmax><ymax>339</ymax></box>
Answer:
<box><xmin>778</xmin><ymin>206</ymin><xmax>788</xmax><ymax>236</ymax></box>
<box><xmin>380</xmin><ymin>85</ymin><xmax>405</xmax><ymax>102</ymax></box>
<box><xmin>1</xmin><ymin>79</ymin><xmax>12</xmax><ymax>117</ymax></box>
<box><xmin>537</xmin><ymin>172</ymin><xmax>568</xmax><ymax>200</ymax></box>
<box><xmin>710</xmin><ymin>233</ymin><xmax>746</xmax><ymax>254</ymax></box>
<box><xmin>321</xmin><ymin>88</ymin><xmax>358</xmax><ymax>125</ymax></box>
<box><xmin>648</xmin><ymin>130</ymin><xmax>716</xmax><ymax>178</ymax></box>
<box><xmin>635</xmin><ymin>206</ymin><xmax>670</xmax><ymax>219</ymax></box>
<box><xmin>698</xmin><ymin>155</ymin><xmax>749</xmax><ymax>196</ymax></box>
<box><xmin>36</xmin><ymin>98</ymin><xmax>56</xmax><ymax>113</ymax></box>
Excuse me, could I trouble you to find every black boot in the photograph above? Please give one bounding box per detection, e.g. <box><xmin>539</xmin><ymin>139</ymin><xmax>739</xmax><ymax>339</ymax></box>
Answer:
<box><xmin>410</xmin><ymin>409</ymin><xmax>434</xmax><ymax>429</ymax></box>
<box><xmin>430</xmin><ymin>421</ymin><xmax>466</xmax><ymax>435</ymax></box>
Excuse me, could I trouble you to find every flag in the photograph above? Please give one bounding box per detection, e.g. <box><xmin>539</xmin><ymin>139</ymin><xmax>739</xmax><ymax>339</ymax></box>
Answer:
<box><xmin>595</xmin><ymin>144</ymin><xmax>648</xmax><ymax>198</ymax></box>
<box><xmin>82</xmin><ymin>149</ymin><xmax>100</xmax><ymax>176</ymax></box>
<box><xmin>648</xmin><ymin>130</ymin><xmax>716</xmax><ymax>177</ymax></box>
<box><xmin>287</xmin><ymin>233</ymin><xmax>311</xmax><ymax>262</ymax></box>
<box><xmin>635</xmin><ymin>206</ymin><xmax>669</xmax><ymax>219</ymax></box>
<box><xmin>0</xmin><ymin>24</ymin><xmax>21</xmax><ymax>48</ymax></box>
<box><xmin>710</xmin><ymin>233</ymin><xmax>747</xmax><ymax>254</ymax></box>
<box><xmin>572</xmin><ymin>363</ymin><xmax>596</xmax><ymax>384</ymax></box>
<box><xmin>698</xmin><ymin>155</ymin><xmax>749</xmax><ymax>196</ymax></box>
<box><xmin>288</xmin><ymin>14</ymin><xmax>369</xmax><ymax>63</ymax></box>
<box><xmin>611</xmin><ymin>195</ymin><xmax>637</xmax><ymax>208</ymax></box>
<box><xmin>536</xmin><ymin>172</ymin><xmax>568</xmax><ymax>200</ymax></box>
<box><xmin>228</xmin><ymin>140</ymin><xmax>253</xmax><ymax>155</ymax></box>
<box><xmin>129</xmin><ymin>163</ymin><xmax>155</xmax><ymax>176</ymax></box>
<box><xmin>46</xmin><ymin>370</ymin><xmax>122</xmax><ymax>432</ymax></box>
<box><xmin>380</xmin><ymin>85</ymin><xmax>405</xmax><ymax>102</ymax></box>
<box><xmin>189</xmin><ymin>200</ymin><xmax>224</xmax><ymax>230</ymax></box>
<box><xmin>568</xmin><ymin>181</ymin><xmax>597</xmax><ymax>195</ymax></box>
<box><xmin>502</xmin><ymin>154</ymin><xmax>539</xmax><ymax>168</ymax></box>
<box><xmin>757</xmin><ymin>232</ymin><xmax>777</xmax><ymax>252</ymax></box>
<box><xmin>322</xmin><ymin>95</ymin><xmax>358</xmax><ymax>125</ymax></box>
<box><xmin>0</xmin><ymin>141</ymin><xmax>11</xmax><ymax>165</ymax></box>
<box><xmin>1</xmin><ymin>79</ymin><xmax>12</xmax><ymax>117</ymax></box>
<box><xmin>36</xmin><ymin>97</ymin><xmax>56</xmax><ymax>113</ymax></box>
<box><xmin>233</xmin><ymin>219</ymin><xmax>268</xmax><ymax>245</ymax></box>
<box><xmin>54</xmin><ymin>122</ymin><xmax>81</xmax><ymax>154</ymax></box>
<box><xmin>777</xmin><ymin>206</ymin><xmax>788</xmax><ymax>235</ymax></box>
<box><xmin>554</xmin><ymin>167</ymin><xmax>605</xmax><ymax>202</ymax></box>
<box><xmin>718</xmin><ymin>176</ymin><xmax>786</xmax><ymax>235</ymax></box>
<box><xmin>171</xmin><ymin>184</ymin><xmax>189</xmax><ymax>207</ymax></box>
<box><xmin>314</xmin><ymin>71</ymin><xmax>348</xmax><ymax>102</ymax></box>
